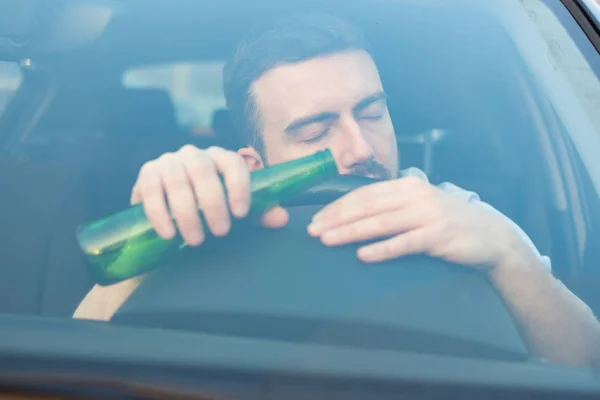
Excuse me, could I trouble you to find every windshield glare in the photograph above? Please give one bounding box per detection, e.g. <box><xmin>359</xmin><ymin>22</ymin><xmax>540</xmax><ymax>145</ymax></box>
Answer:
<box><xmin>1</xmin><ymin>0</ymin><xmax>600</xmax><ymax>392</ymax></box>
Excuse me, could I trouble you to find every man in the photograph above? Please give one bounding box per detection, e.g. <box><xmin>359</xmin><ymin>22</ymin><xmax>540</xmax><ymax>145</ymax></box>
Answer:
<box><xmin>74</xmin><ymin>13</ymin><xmax>600</xmax><ymax>366</ymax></box>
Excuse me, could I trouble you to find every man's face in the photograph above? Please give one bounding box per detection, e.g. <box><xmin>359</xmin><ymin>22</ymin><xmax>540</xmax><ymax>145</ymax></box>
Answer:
<box><xmin>249</xmin><ymin>50</ymin><xmax>398</xmax><ymax>179</ymax></box>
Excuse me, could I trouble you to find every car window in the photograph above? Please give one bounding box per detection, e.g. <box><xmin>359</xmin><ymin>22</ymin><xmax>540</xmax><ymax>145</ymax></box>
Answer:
<box><xmin>523</xmin><ymin>0</ymin><xmax>600</xmax><ymax>128</ymax></box>
<box><xmin>0</xmin><ymin>61</ymin><xmax>22</xmax><ymax>117</ymax></box>
<box><xmin>520</xmin><ymin>0</ymin><xmax>600</xmax><ymax>177</ymax></box>
<box><xmin>5</xmin><ymin>0</ymin><xmax>600</xmax><ymax>379</ymax></box>
<box><xmin>122</xmin><ymin>61</ymin><xmax>226</xmax><ymax>134</ymax></box>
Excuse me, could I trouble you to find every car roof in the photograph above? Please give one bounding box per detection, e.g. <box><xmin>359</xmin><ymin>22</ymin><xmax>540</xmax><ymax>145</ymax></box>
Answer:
<box><xmin>0</xmin><ymin>0</ymin><xmax>473</xmax><ymax>67</ymax></box>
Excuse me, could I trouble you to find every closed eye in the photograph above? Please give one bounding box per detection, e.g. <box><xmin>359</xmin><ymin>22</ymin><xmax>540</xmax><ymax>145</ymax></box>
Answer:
<box><xmin>356</xmin><ymin>100</ymin><xmax>386</xmax><ymax>121</ymax></box>
<box><xmin>353</xmin><ymin>92</ymin><xmax>388</xmax><ymax>122</ymax></box>
<box><xmin>302</xmin><ymin>124</ymin><xmax>333</xmax><ymax>143</ymax></box>
<box><xmin>359</xmin><ymin>114</ymin><xmax>384</xmax><ymax>121</ymax></box>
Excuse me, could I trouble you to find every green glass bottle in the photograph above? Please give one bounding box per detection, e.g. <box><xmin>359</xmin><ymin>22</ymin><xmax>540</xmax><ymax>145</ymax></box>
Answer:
<box><xmin>77</xmin><ymin>149</ymin><xmax>338</xmax><ymax>285</ymax></box>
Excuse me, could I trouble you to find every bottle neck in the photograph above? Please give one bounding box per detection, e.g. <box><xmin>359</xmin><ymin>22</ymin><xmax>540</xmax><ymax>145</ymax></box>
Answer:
<box><xmin>314</xmin><ymin>150</ymin><xmax>337</xmax><ymax>178</ymax></box>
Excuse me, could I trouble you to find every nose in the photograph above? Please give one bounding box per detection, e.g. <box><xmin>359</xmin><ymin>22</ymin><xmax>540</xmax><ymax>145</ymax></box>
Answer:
<box><xmin>334</xmin><ymin>115</ymin><xmax>374</xmax><ymax>172</ymax></box>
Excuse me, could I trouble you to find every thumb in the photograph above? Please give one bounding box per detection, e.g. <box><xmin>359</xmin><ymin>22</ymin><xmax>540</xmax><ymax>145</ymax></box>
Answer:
<box><xmin>260</xmin><ymin>206</ymin><xmax>289</xmax><ymax>228</ymax></box>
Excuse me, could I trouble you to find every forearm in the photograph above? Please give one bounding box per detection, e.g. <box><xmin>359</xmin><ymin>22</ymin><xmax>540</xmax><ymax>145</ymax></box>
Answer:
<box><xmin>72</xmin><ymin>276</ymin><xmax>144</xmax><ymax>321</ymax></box>
<box><xmin>490</xmin><ymin>247</ymin><xmax>600</xmax><ymax>366</ymax></box>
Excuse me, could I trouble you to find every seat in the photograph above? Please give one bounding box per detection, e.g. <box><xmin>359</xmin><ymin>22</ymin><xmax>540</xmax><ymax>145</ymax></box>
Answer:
<box><xmin>93</xmin><ymin>88</ymin><xmax>235</xmax><ymax>185</ymax></box>
<box><xmin>378</xmin><ymin>14</ymin><xmax>553</xmax><ymax>259</ymax></box>
<box><xmin>0</xmin><ymin>86</ymin><xmax>217</xmax><ymax>317</ymax></box>
<box><xmin>0</xmin><ymin>85</ymin><xmax>107</xmax><ymax>316</ymax></box>
<box><xmin>0</xmin><ymin>160</ymin><xmax>95</xmax><ymax>316</ymax></box>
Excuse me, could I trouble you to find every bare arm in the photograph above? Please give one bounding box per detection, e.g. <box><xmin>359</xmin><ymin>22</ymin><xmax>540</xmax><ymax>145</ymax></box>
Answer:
<box><xmin>73</xmin><ymin>277</ymin><xmax>143</xmax><ymax>321</ymax></box>
<box><xmin>490</xmin><ymin>244</ymin><xmax>600</xmax><ymax>366</ymax></box>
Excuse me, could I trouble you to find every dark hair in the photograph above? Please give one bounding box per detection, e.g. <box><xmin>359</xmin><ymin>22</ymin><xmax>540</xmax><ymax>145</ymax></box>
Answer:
<box><xmin>223</xmin><ymin>13</ymin><xmax>372</xmax><ymax>158</ymax></box>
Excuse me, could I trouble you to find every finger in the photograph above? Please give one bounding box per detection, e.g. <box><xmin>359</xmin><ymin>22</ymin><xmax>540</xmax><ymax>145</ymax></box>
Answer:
<box><xmin>317</xmin><ymin>207</ymin><xmax>429</xmax><ymax>246</ymax></box>
<box><xmin>261</xmin><ymin>206</ymin><xmax>289</xmax><ymax>228</ymax></box>
<box><xmin>205</xmin><ymin>146</ymin><xmax>251</xmax><ymax>218</ymax></box>
<box><xmin>159</xmin><ymin>155</ymin><xmax>205</xmax><ymax>246</ymax></box>
<box><xmin>180</xmin><ymin>149</ymin><xmax>231</xmax><ymax>237</ymax></box>
<box><xmin>357</xmin><ymin>227</ymin><xmax>431</xmax><ymax>263</ymax></box>
<box><xmin>312</xmin><ymin>180</ymin><xmax>397</xmax><ymax>221</ymax></box>
<box><xmin>309</xmin><ymin>177</ymin><xmax>427</xmax><ymax>235</ymax></box>
<box><xmin>134</xmin><ymin>163</ymin><xmax>176</xmax><ymax>239</ymax></box>
<box><xmin>309</xmin><ymin>193</ymin><xmax>406</xmax><ymax>236</ymax></box>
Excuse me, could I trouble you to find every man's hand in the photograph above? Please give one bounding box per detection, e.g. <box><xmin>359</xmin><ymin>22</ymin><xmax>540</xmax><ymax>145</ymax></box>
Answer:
<box><xmin>130</xmin><ymin>145</ymin><xmax>288</xmax><ymax>246</ymax></box>
<box><xmin>307</xmin><ymin>176</ymin><xmax>520</xmax><ymax>269</ymax></box>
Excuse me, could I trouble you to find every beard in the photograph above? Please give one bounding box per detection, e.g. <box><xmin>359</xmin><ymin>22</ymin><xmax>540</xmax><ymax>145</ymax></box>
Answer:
<box><xmin>347</xmin><ymin>158</ymin><xmax>393</xmax><ymax>180</ymax></box>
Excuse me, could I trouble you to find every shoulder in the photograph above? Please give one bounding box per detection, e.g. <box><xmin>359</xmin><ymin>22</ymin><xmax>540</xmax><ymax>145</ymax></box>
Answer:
<box><xmin>398</xmin><ymin>167</ymin><xmax>552</xmax><ymax>271</ymax></box>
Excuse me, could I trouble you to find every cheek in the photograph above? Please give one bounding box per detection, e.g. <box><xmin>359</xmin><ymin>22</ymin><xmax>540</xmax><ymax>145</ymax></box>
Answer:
<box><xmin>260</xmin><ymin>126</ymin><xmax>295</xmax><ymax>164</ymax></box>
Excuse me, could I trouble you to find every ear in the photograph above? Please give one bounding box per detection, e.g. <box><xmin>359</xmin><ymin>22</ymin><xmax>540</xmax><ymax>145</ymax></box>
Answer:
<box><xmin>237</xmin><ymin>147</ymin><xmax>265</xmax><ymax>172</ymax></box>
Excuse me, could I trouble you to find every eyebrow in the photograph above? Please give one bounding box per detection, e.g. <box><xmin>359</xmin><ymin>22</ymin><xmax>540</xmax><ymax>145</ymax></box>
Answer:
<box><xmin>284</xmin><ymin>112</ymin><xmax>339</xmax><ymax>134</ymax></box>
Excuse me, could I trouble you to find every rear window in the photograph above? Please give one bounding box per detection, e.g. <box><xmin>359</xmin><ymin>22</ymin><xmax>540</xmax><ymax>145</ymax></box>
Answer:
<box><xmin>122</xmin><ymin>61</ymin><xmax>226</xmax><ymax>134</ymax></box>
<box><xmin>0</xmin><ymin>61</ymin><xmax>22</xmax><ymax>117</ymax></box>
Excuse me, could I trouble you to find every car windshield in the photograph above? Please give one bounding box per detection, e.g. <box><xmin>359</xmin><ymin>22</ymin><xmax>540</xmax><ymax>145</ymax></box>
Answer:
<box><xmin>2</xmin><ymin>0</ymin><xmax>600</xmax><ymax>395</ymax></box>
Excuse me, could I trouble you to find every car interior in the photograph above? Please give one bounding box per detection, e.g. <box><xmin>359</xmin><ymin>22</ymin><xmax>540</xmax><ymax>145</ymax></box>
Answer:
<box><xmin>0</xmin><ymin>0</ymin><xmax>599</xmax><ymax>338</ymax></box>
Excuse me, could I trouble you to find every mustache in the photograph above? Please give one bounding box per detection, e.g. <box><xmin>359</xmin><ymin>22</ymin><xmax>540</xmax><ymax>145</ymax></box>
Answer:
<box><xmin>347</xmin><ymin>159</ymin><xmax>392</xmax><ymax>180</ymax></box>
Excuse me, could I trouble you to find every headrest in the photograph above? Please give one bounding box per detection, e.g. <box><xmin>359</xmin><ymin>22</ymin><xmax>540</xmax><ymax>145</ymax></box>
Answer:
<box><xmin>34</xmin><ymin>87</ymin><xmax>180</xmax><ymax>136</ymax></box>
<box><xmin>97</xmin><ymin>88</ymin><xmax>180</xmax><ymax>135</ymax></box>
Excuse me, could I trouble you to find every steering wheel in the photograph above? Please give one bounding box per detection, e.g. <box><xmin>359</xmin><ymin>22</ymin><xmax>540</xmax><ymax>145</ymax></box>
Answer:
<box><xmin>112</xmin><ymin>175</ymin><xmax>530</xmax><ymax>362</ymax></box>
